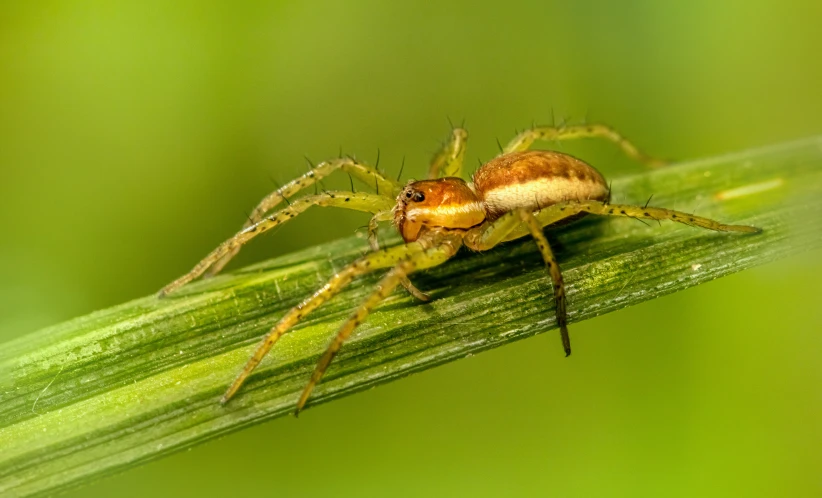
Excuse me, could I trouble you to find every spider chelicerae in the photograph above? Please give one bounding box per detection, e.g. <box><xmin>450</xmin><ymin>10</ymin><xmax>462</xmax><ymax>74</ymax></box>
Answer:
<box><xmin>159</xmin><ymin>123</ymin><xmax>760</xmax><ymax>415</ymax></box>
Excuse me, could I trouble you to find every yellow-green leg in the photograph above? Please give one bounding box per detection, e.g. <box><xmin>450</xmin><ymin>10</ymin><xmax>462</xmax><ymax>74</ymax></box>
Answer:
<box><xmin>294</xmin><ymin>237</ymin><xmax>461</xmax><ymax>414</ymax></box>
<box><xmin>220</xmin><ymin>235</ymin><xmax>462</xmax><ymax>407</ymax></box>
<box><xmin>368</xmin><ymin>210</ymin><xmax>430</xmax><ymax>301</ymax></box>
<box><xmin>519</xmin><ymin>210</ymin><xmax>570</xmax><ymax>356</ymax></box>
<box><xmin>503</xmin><ymin>123</ymin><xmax>666</xmax><ymax>168</ymax></box>
<box><xmin>428</xmin><ymin>127</ymin><xmax>468</xmax><ymax>179</ymax></box>
<box><xmin>464</xmin><ymin>201</ymin><xmax>759</xmax><ymax>356</ymax></box>
<box><xmin>464</xmin><ymin>210</ymin><xmax>571</xmax><ymax>356</ymax></box>
<box><xmin>207</xmin><ymin>157</ymin><xmax>402</xmax><ymax>276</ymax></box>
<box><xmin>159</xmin><ymin>191</ymin><xmax>394</xmax><ymax>297</ymax></box>
<box><xmin>531</xmin><ymin>201</ymin><xmax>761</xmax><ymax>237</ymax></box>
<box><xmin>485</xmin><ymin>201</ymin><xmax>760</xmax><ymax>245</ymax></box>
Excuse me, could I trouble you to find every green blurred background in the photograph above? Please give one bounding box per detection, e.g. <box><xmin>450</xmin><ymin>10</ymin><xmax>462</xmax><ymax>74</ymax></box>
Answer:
<box><xmin>1</xmin><ymin>1</ymin><xmax>821</xmax><ymax>496</ymax></box>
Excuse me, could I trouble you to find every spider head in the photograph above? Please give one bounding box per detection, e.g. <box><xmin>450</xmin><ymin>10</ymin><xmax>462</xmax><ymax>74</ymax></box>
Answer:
<box><xmin>394</xmin><ymin>178</ymin><xmax>486</xmax><ymax>242</ymax></box>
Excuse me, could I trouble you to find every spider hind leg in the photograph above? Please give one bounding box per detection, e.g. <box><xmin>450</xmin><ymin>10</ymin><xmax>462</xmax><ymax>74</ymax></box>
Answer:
<box><xmin>502</xmin><ymin>123</ymin><xmax>666</xmax><ymax>168</ymax></box>
<box><xmin>463</xmin><ymin>200</ymin><xmax>760</xmax><ymax>357</ymax></box>
<box><xmin>463</xmin><ymin>210</ymin><xmax>572</xmax><ymax>356</ymax></box>
<box><xmin>519</xmin><ymin>210</ymin><xmax>570</xmax><ymax>356</ymax></box>
<box><xmin>533</xmin><ymin>201</ymin><xmax>762</xmax><ymax>234</ymax></box>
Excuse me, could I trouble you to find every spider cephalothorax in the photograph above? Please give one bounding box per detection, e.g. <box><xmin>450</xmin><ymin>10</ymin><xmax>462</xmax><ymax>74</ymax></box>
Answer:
<box><xmin>159</xmin><ymin>123</ymin><xmax>760</xmax><ymax>415</ymax></box>
<box><xmin>394</xmin><ymin>178</ymin><xmax>485</xmax><ymax>242</ymax></box>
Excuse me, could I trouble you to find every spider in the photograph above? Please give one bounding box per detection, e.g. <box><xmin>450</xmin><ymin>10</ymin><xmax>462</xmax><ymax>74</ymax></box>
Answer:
<box><xmin>159</xmin><ymin>122</ymin><xmax>760</xmax><ymax>415</ymax></box>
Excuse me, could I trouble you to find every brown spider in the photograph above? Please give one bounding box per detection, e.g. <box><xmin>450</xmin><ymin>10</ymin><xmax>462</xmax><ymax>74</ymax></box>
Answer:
<box><xmin>159</xmin><ymin>123</ymin><xmax>760</xmax><ymax>415</ymax></box>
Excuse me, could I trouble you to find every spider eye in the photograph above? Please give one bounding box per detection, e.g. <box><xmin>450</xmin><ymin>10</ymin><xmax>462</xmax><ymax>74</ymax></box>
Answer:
<box><xmin>404</xmin><ymin>191</ymin><xmax>412</xmax><ymax>199</ymax></box>
<box><xmin>412</xmin><ymin>192</ymin><xmax>425</xmax><ymax>202</ymax></box>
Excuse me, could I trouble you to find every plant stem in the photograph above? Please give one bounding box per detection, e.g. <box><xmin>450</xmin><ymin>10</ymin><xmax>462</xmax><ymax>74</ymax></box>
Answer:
<box><xmin>1</xmin><ymin>137</ymin><xmax>821</xmax><ymax>497</ymax></box>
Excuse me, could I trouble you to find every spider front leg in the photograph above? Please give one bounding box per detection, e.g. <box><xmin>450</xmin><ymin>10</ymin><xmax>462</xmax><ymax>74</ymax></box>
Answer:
<box><xmin>295</xmin><ymin>237</ymin><xmax>460</xmax><ymax>414</ymax></box>
<box><xmin>464</xmin><ymin>210</ymin><xmax>571</xmax><ymax>356</ymax></box>
<box><xmin>159</xmin><ymin>192</ymin><xmax>394</xmax><ymax>296</ymax></box>
<box><xmin>428</xmin><ymin>127</ymin><xmax>468</xmax><ymax>179</ymax></box>
<box><xmin>368</xmin><ymin>211</ymin><xmax>431</xmax><ymax>302</ymax></box>
<box><xmin>503</xmin><ymin>123</ymin><xmax>666</xmax><ymax>168</ymax></box>
<box><xmin>207</xmin><ymin>157</ymin><xmax>402</xmax><ymax>276</ymax></box>
<box><xmin>219</xmin><ymin>235</ymin><xmax>462</xmax><ymax>409</ymax></box>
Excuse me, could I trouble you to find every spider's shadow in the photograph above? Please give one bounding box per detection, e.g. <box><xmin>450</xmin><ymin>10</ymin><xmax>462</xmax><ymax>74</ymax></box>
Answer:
<box><xmin>394</xmin><ymin>216</ymin><xmax>611</xmax><ymax>306</ymax></box>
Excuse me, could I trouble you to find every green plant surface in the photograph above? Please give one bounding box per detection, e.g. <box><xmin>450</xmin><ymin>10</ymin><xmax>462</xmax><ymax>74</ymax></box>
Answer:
<box><xmin>1</xmin><ymin>137</ymin><xmax>821</xmax><ymax>497</ymax></box>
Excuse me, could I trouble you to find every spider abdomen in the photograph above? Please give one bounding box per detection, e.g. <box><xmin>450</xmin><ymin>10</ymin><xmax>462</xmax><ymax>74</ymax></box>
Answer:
<box><xmin>473</xmin><ymin>150</ymin><xmax>609</xmax><ymax>219</ymax></box>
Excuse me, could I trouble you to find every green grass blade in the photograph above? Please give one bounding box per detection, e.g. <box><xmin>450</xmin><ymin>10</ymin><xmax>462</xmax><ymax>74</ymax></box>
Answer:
<box><xmin>1</xmin><ymin>137</ymin><xmax>821</xmax><ymax>497</ymax></box>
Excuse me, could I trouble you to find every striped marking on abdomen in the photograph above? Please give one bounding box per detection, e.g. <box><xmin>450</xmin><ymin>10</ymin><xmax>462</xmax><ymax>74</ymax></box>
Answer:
<box><xmin>480</xmin><ymin>177</ymin><xmax>609</xmax><ymax>217</ymax></box>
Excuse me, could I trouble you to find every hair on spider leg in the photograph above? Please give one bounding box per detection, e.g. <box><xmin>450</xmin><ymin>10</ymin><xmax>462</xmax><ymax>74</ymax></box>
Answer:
<box><xmin>374</xmin><ymin>148</ymin><xmax>381</xmax><ymax>172</ymax></box>
<box><xmin>301</xmin><ymin>156</ymin><xmax>324</xmax><ymax>194</ymax></box>
<box><xmin>347</xmin><ymin>173</ymin><xmax>356</xmax><ymax>193</ymax></box>
<box><xmin>304</xmin><ymin>155</ymin><xmax>319</xmax><ymax>186</ymax></box>
<box><xmin>629</xmin><ymin>216</ymin><xmax>653</xmax><ymax>228</ymax></box>
<box><xmin>643</xmin><ymin>194</ymin><xmax>655</xmax><ymax>210</ymax></box>
<box><xmin>495</xmin><ymin>138</ymin><xmax>504</xmax><ymax>153</ymax></box>
<box><xmin>397</xmin><ymin>155</ymin><xmax>406</xmax><ymax>182</ymax></box>
<box><xmin>242</xmin><ymin>210</ymin><xmax>254</xmax><ymax>225</ymax></box>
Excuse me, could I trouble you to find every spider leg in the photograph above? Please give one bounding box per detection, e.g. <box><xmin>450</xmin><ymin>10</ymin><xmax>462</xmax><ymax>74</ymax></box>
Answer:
<box><xmin>502</xmin><ymin>123</ymin><xmax>666</xmax><ymax>168</ymax></box>
<box><xmin>428</xmin><ymin>127</ymin><xmax>468</xmax><ymax>179</ymax></box>
<box><xmin>490</xmin><ymin>201</ymin><xmax>759</xmax><ymax>245</ymax></box>
<box><xmin>367</xmin><ymin>210</ymin><xmax>394</xmax><ymax>250</ymax></box>
<box><xmin>368</xmin><ymin>210</ymin><xmax>431</xmax><ymax>301</ymax></box>
<box><xmin>220</xmin><ymin>235</ymin><xmax>462</xmax><ymax>407</ymax></box>
<box><xmin>207</xmin><ymin>157</ymin><xmax>402</xmax><ymax>276</ymax></box>
<box><xmin>159</xmin><ymin>192</ymin><xmax>393</xmax><ymax>297</ymax></box>
<box><xmin>531</xmin><ymin>201</ymin><xmax>760</xmax><ymax>238</ymax></box>
<box><xmin>464</xmin><ymin>211</ymin><xmax>571</xmax><ymax>355</ymax></box>
<box><xmin>294</xmin><ymin>239</ymin><xmax>460</xmax><ymax>414</ymax></box>
<box><xmin>464</xmin><ymin>201</ymin><xmax>759</xmax><ymax>356</ymax></box>
<box><xmin>519</xmin><ymin>210</ymin><xmax>570</xmax><ymax>356</ymax></box>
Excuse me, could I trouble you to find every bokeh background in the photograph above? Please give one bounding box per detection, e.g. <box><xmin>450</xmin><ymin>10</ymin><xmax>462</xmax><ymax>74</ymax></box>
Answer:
<box><xmin>2</xmin><ymin>1</ymin><xmax>821</xmax><ymax>497</ymax></box>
